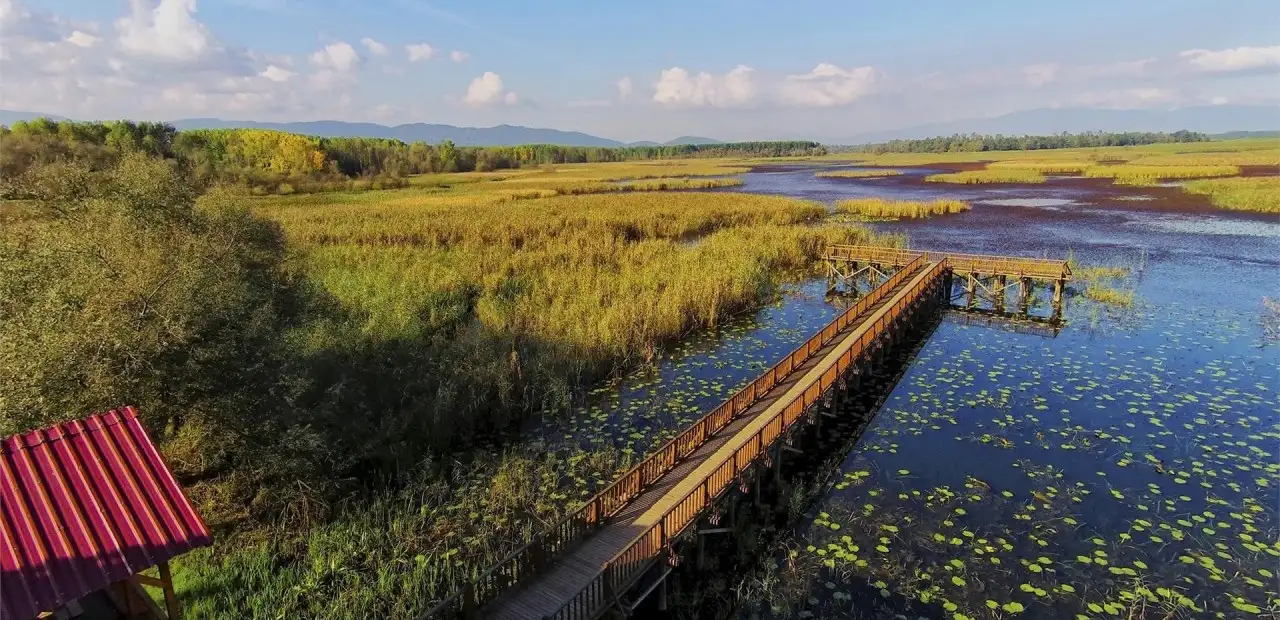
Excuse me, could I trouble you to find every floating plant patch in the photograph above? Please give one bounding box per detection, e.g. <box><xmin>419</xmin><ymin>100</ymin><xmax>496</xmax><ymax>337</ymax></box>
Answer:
<box><xmin>741</xmin><ymin>290</ymin><xmax>1278</xmax><ymax>619</ymax></box>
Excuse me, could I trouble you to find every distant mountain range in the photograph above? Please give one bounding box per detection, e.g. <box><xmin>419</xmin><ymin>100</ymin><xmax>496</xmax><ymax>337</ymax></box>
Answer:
<box><xmin>837</xmin><ymin>105</ymin><xmax>1280</xmax><ymax>144</ymax></box>
<box><xmin>0</xmin><ymin>110</ymin><xmax>724</xmax><ymax>147</ymax></box>
<box><xmin>2</xmin><ymin>104</ymin><xmax>1276</xmax><ymax>147</ymax></box>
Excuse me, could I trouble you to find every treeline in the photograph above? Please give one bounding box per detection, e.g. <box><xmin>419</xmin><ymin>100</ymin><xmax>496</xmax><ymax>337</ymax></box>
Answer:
<box><xmin>0</xmin><ymin>119</ymin><xmax>823</xmax><ymax>194</ymax></box>
<box><xmin>842</xmin><ymin>130</ymin><xmax>1209</xmax><ymax>154</ymax></box>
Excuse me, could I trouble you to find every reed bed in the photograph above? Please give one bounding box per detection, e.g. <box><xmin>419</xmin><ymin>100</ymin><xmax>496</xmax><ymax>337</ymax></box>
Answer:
<box><xmin>924</xmin><ymin>169</ymin><xmax>1047</xmax><ymax>184</ymax></box>
<box><xmin>1129</xmin><ymin>151</ymin><xmax>1280</xmax><ymax>167</ymax></box>
<box><xmin>172</xmin><ymin>184</ymin><xmax>891</xmax><ymax>618</ymax></box>
<box><xmin>814</xmin><ymin>169</ymin><xmax>904</xmax><ymax>179</ymax></box>
<box><xmin>1182</xmin><ymin>176</ymin><xmax>1280</xmax><ymax>213</ymax></box>
<box><xmin>986</xmin><ymin>160</ymin><xmax>1093</xmax><ymax>174</ymax></box>
<box><xmin>1084</xmin><ymin>283</ymin><xmax>1135</xmax><ymax>307</ymax></box>
<box><xmin>835</xmin><ymin>197</ymin><xmax>971</xmax><ymax>219</ymax></box>
<box><xmin>1082</xmin><ymin>164</ymin><xmax>1240</xmax><ymax>185</ymax></box>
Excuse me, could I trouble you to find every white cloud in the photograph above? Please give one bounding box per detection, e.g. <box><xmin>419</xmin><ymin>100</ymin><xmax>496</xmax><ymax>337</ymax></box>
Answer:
<box><xmin>360</xmin><ymin>37</ymin><xmax>389</xmax><ymax>57</ymax></box>
<box><xmin>116</xmin><ymin>0</ymin><xmax>214</xmax><ymax>63</ymax></box>
<box><xmin>653</xmin><ymin>65</ymin><xmax>756</xmax><ymax>107</ymax></box>
<box><xmin>1211</xmin><ymin>96</ymin><xmax>1229</xmax><ymax>105</ymax></box>
<box><xmin>66</xmin><ymin>30</ymin><xmax>98</xmax><ymax>48</ymax></box>
<box><xmin>260</xmin><ymin>64</ymin><xmax>294</xmax><ymax>82</ymax></box>
<box><xmin>450</xmin><ymin>50</ymin><xmax>469</xmax><ymax>63</ymax></box>
<box><xmin>1072</xmin><ymin>87</ymin><xmax>1175</xmax><ymax>109</ymax></box>
<box><xmin>309</xmin><ymin>41</ymin><xmax>360</xmax><ymax>72</ymax></box>
<box><xmin>0</xmin><ymin>0</ymin><xmax>24</xmax><ymax>26</ymax></box>
<box><xmin>777</xmin><ymin>63</ymin><xmax>879</xmax><ymax>107</ymax></box>
<box><xmin>1179</xmin><ymin>45</ymin><xmax>1280</xmax><ymax>72</ymax></box>
<box><xmin>464</xmin><ymin>71</ymin><xmax>516</xmax><ymax>105</ymax></box>
<box><xmin>369</xmin><ymin>102</ymin><xmax>398</xmax><ymax>120</ymax></box>
<box><xmin>1079</xmin><ymin>57</ymin><xmax>1155</xmax><ymax>79</ymax></box>
<box><xmin>1022</xmin><ymin>62</ymin><xmax>1059</xmax><ymax>86</ymax></box>
<box><xmin>406</xmin><ymin>42</ymin><xmax>437</xmax><ymax>62</ymax></box>
<box><xmin>615</xmin><ymin>76</ymin><xmax>633</xmax><ymax>99</ymax></box>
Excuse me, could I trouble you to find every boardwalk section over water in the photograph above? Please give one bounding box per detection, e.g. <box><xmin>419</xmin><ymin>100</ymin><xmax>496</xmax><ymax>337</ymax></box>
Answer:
<box><xmin>825</xmin><ymin>245</ymin><xmax>1071</xmax><ymax>314</ymax></box>
<box><xmin>428</xmin><ymin>246</ymin><xmax>1066</xmax><ymax>620</ymax></box>
<box><xmin>428</xmin><ymin>255</ymin><xmax>947</xmax><ymax>620</ymax></box>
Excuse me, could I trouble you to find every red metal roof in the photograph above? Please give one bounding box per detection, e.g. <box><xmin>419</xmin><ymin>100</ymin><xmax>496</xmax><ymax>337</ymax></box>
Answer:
<box><xmin>1</xmin><ymin>407</ymin><xmax>212</xmax><ymax>620</ymax></box>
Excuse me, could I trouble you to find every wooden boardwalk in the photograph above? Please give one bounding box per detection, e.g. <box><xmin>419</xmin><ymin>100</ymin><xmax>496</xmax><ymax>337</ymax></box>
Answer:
<box><xmin>487</xmin><ymin>261</ymin><xmax>941</xmax><ymax>619</ymax></box>
<box><xmin>823</xmin><ymin>245</ymin><xmax>1070</xmax><ymax>281</ymax></box>
<box><xmin>423</xmin><ymin>252</ymin><xmax>950</xmax><ymax>620</ymax></box>
<box><xmin>424</xmin><ymin>246</ymin><xmax>1066</xmax><ymax>620</ymax></box>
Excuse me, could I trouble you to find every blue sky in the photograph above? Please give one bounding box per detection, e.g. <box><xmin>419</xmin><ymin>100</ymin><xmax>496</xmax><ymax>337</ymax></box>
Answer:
<box><xmin>2</xmin><ymin>0</ymin><xmax>1277</xmax><ymax>141</ymax></box>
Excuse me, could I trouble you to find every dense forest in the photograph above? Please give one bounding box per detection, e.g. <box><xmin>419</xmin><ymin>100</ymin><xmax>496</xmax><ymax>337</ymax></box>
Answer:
<box><xmin>0</xmin><ymin>118</ymin><xmax>823</xmax><ymax>194</ymax></box>
<box><xmin>841</xmin><ymin>130</ymin><xmax>1210</xmax><ymax>154</ymax></box>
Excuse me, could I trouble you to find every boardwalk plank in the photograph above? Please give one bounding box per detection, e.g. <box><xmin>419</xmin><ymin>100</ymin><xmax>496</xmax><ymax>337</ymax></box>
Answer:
<box><xmin>486</xmin><ymin>264</ymin><xmax>940</xmax><ymax>620</ymax></box>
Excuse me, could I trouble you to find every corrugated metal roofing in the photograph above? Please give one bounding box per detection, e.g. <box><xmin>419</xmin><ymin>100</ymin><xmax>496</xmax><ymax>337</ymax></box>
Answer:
<box><xmin>1</xmin><ymin>406</ymin><xmax>212</xmax><ymax>620</ymax></box>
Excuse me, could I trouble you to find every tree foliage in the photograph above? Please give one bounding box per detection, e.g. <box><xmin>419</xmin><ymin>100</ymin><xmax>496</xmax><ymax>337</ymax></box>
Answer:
<box><xmin>841</xmin><ymin>130</ymin><xmax>1209</xmax><ymax>154</ymax></box>
<box><xmin>1</xmin><ymin>119</ymin><xmax>824</xmax><ymax>194</ymax></box>
<box><xmin>0</xmin><ymin>154</ymin><xmax>304</xmax><ymax>479</ymax></box>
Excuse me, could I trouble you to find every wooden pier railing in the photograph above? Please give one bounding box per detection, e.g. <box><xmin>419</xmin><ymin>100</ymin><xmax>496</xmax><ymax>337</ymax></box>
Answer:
<box><xmin>824</xmin><ymin>245</ymin><xmax>1069</xmax><ymax>281</ymax></box>
<box><xmin>423</xmin><ymin>254</ymin><xmax>929</xmax><ymax>619</ymax></box>
<box><xmin>545</xmin><ymin>258</ymin><xmax>949</xmax><ymax>620</ymax></box>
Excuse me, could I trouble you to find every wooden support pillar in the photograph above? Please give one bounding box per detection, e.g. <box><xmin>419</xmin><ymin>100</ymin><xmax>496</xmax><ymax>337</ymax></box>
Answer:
<box><xmin>658</xmin><ymin>574</ymin><xmax>668</xmax><ymax>611</ymax></box>
<box><xmin>773</xmin><ymin>440</ymin><xmax>784</xmax><ymax>486</ymax></box>
<box><xmin>995</xmin><ymin>275</ymin><xmax>1007</xmax><ymax>312</ymax></box>
<box><xmin>1018</xmin><ymin>277</ymin><xmax>1031</xmax><ymax>314</ymax></box>
<box><xmin>159</xmin><ymin>562</ymin><xmax>181</xmax><ymax>620</ymax></box>
<box><xmin>965</xmin><ymin>274</ymin><xmax>976</xmax><ymax>308</ymax></box>
<box><xmin>1053</xmin><ymin>278</ymin><xmax>1064</xmax><ymax>306</ymax></box>
<box><xmin>697</xmin><ymin>527</ymin><xmax>706</xmax><ymax>569</ymax></box>
<box><xmin>753</xmin><ymin>464</ymin><xmax>763</xmax><ymax>509</ymax></box>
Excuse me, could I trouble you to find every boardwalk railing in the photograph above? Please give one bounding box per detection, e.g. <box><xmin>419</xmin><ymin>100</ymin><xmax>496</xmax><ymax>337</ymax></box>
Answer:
<box><xmin>825</xmin><ymin>245</ymin><xmax>1069</xmax><ymax>281</ymax></box>
<box><xmin>425</xmin><ymin>254</ymin><xmax>928</xmax><ymax>618</ymax></box>
<box><xmin>548</xmin><ymin>258</ymin><xmax>951</xmax><ymax>620</ymax></box>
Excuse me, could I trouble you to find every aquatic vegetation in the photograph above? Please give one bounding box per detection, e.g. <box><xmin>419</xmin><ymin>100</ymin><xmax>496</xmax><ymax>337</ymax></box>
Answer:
<box><xmin>1182</xmin><ymin>176</ymin><xmax>1280</xmax><ymax>213</ymax></box>
<box><xmin>825</xmin><ymin>138</ymin><xmax>1280</xmax><ymax>170</ymax></box>
<box><xmin>835</xmin><ymin>198</ymin><xmax>971</xmax><ymax>219</ymax></box>
<box><xmin>1128</xmin><ymin>149</ymin><xmax>1280</xmax><ymax>167</ymax></box>
<box><xmin>1083</xmin><ymin>283</ymin><xmax>1135</xmax><ymax>307</ymax></box>
<box><xmin>924</xmin><ymin>169</ymin><xmax>1047</xmax><ymax>184</ymax></box>
<box><xmin>986</xmin><ymin>160</ymin><xmax>1092</xmax><ymax>174</ymax></box>
<box><xmin>1065</xmin><ymin>251</ymin><xmax>1131</xmax><ymax>283</ymax></box>
<box><xmin>737</xmin><ymin>295</ymin><xmax>1279</xmax><ymax>619</ymax></box>
<box><xmin>163</xmin><ymin>180</ymin><xmax>900</xmax><ymax>617</ymax></box>
<box><xmin>1263</xmin><ymin>298</ymin><xmax>1280</xmax><ymax>343</ymax></box>
<box><xmin>1082</xmin><ymin>164</ymin><xmax>1240</xmax><ymax>185</ymax></box>
<box><xmin>814</xmin><ymin>169</ymin><xmax>905</xmax><ymax>179</ymax></box>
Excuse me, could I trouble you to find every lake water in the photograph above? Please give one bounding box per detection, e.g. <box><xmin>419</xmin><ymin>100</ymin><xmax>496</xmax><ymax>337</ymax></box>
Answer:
<box><xmin>531</xmin><ymin>166</ymin><xmax>1279</xmax><ymax>619</ymax></box>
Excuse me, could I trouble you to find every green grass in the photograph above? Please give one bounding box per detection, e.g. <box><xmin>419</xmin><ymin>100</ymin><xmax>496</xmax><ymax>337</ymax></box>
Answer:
<box><xmin>1084</xmin><ymin>283</ymin><xmax>1135</xmax><ymax>307</ymax></box>
<box><xmin>835</xmin><ymin>198</ymin><xmax>971</xmax><ymax>219</ymax></box>
<box><xmin>814</xmin><ymin>169</ymin><xmax>904</xmax><ymax>179</ymax></box>
<box><xmin>163</xmin><ymin>177</ymin><xmax>898</xmax><ymax>618</ymax></box>
<box><xmin>1181</xmin><ymin>176</ymin><xmax>1280</xmax><ymax>213</ymax></box>
<box><xmin>985</xmin><ymin>161</ymin><xmax>1093</xmax><ymax>174</ymax></box>
<box><xmin>924</xmin><ymin>169</ymin><xmax>1047</xmax><ymax>184</ymax></box>
<box><xmin>1082</xmin><ymin>164</ymin><xmax>1240</xmax><ymax>185</ymax></box>
<box><xmin>822</xmin><ymin>138</ymin><xmax>1280</xmax><ymax>168</ymax></box>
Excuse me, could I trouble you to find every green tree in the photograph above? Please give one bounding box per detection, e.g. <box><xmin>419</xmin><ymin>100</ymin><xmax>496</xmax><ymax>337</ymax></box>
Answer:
<box><xmin>0</xmin><ymin>154</ymin><xmax>303</xmax><ymax>480</ymax></box>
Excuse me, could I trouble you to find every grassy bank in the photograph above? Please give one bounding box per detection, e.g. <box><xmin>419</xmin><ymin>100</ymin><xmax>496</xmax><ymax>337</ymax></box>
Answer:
<box><xmin>985</xmin><ymin>160</ymin><xmax>1092</xmax><ymax>174</ymax></box>
<box><xmin>815</xmin><ymin>169</ymin><xmax>904</xmax><ymax>179</ymax></box>
<box><xmin>924</xmin><ymin>169</ymin><xmax>1047</xmax><ymax>184</ymax></box>
<box><xmin>1182</xmin><ymin>176</ymin><xmax>1280</xmax><ymax>213</ymax></box>
<box><xmin>835</xmin><ymin>198</ymin><xmax>971</xmax><ymax>219</ymax></box>
<box><xmin>163</xmin><ymin>174</ymin><xmax>894</xmax><ymax>617</ymax></box>
<box><xmin>1082</xmin><ymin>164</ymin><xmax>1239</xmax><ymax>185</ymax></box>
